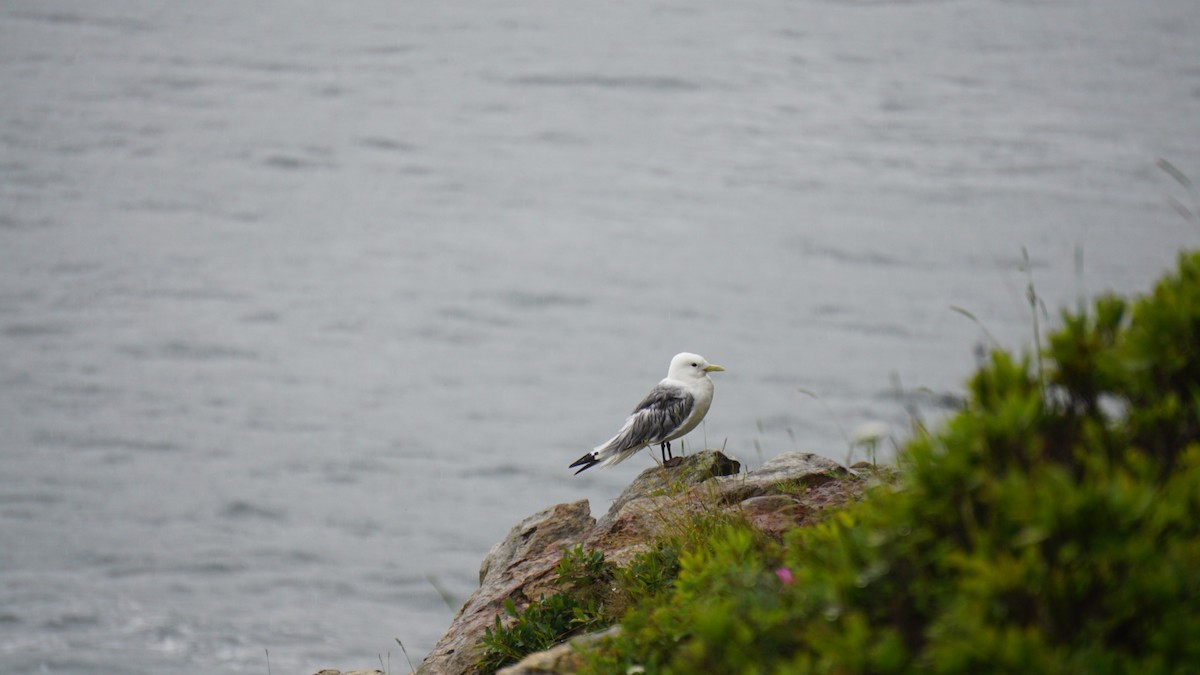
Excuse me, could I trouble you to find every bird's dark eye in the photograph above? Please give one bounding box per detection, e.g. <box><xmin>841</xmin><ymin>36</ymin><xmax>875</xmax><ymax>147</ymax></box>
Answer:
<box><xmin>691</xmin><ymin>362</ymin><xmax>698</xmax><ymax>367</ymax></box>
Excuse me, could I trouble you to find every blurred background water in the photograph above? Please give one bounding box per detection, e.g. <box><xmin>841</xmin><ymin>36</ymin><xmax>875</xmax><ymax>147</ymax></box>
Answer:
<box><xmin>1</xmin><ymin>1</ymin><xmax>1197</xmax><ymax>672</ymax></box>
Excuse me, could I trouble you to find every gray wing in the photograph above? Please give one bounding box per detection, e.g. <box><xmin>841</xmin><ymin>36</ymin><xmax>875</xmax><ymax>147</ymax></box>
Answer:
<box><xmin>571</xmin><ymin>383</ymin><xmax>695</xmax><ymax>474</ymax></box>
<box><xmin>616</xmin><ymin>384</ymin><xmax>695</xmax><ymax>449</ymax></box>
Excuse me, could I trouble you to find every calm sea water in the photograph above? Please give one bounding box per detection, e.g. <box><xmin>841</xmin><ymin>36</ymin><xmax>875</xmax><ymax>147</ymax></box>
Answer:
<box><xmin>1</xmin><ymin>1</ymin><xmax>1197</xmax><ymax>672</ymax></box>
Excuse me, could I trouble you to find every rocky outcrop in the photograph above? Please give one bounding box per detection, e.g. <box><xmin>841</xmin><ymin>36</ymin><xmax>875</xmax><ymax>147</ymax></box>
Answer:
<box><xmin>408</xmin><ymin>450</ymin><xmax>861</xmax><ymax>675</ymax></box>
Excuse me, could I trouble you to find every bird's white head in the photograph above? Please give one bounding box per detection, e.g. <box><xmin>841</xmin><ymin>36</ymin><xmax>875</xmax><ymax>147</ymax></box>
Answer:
<box><xmin>667</xmin><ymin>352</ymin><xmax>726</xmax><ymax>381</ymax></box>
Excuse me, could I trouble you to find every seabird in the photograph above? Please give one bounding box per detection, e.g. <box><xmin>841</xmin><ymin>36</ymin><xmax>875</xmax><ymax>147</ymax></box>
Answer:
<box><xmin>570</xmin><ymin>352</ymin><xmax>724</xmax><ymax>474</ymax></box>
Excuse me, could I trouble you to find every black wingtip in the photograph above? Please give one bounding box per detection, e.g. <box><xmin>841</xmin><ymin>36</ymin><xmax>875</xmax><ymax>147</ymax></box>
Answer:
<box><xmin>570</xmin><ymin>452</ymin><xmax>600</xmax><ymax>475</ymax></box>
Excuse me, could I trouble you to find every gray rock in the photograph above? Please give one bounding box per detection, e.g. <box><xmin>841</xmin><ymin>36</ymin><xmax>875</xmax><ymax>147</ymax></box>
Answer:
<box><xmin>597</xmin><ymin>450</ymin><xmax>741</xmax><ymax>529</ymax></box>
<box><xmin>738</xmin><ymin>495</ymin><xmax>808</xmax><ymax>536</ymax></box>
<box><xmin>479</xmin><ymin>500</ymin><xmax>595</xmax><ymax>585</ymax></box>
<box><xmin>716</xmin><ymin>451</ymin><xmax>851</xmax><ymax>503</ymax></box>
<box><xmin>419</xmin><ymin>500</ymin><xmax>595</xmax><ymax>675</ymax></box>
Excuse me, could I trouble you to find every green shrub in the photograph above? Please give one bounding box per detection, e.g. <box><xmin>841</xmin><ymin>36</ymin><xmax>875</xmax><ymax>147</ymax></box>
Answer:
<box><xmin>477</xmin><ymin>593</ymin><xmax>600</xmax><ymax>672</ymax></box>
<box><xmin>477</xmin><ymin>546</ymin><xmax>614</xmax><ymax>673</ymax></box>
<box><xmin>581</xmin><ymin>251</ymin><xmax>1200</xmax><ymax>674</ymax></box>
<box><xmin>554</xmin><ymin>544</ymin><xmax>616</xmax><ymax>606</ymax></box>
<box><xmin>616</xmin><ymin>543</ymin><xmax>681</xmax><ymax>601</ymax></box>
<box><xmin>477</xmin><ymin>542</ymin><xmax>690</xmax><ymax>673</ymax></box>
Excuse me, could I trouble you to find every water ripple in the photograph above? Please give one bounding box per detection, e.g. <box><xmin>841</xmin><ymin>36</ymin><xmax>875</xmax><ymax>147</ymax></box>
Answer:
<box><xmin>506</xmin><ymin>73</ymin><xmax>706</xmax><ymax>92</ymax></box>
<box><xmin>7</xmin><ymin>9</ymin><xmax>154</xmax><ymax>33</ymax></box>
<box><xmin>3</xmin><ymin>322</ymin><xmax>70</xmax><ymax>338</ymax></box>
<box><xmin>219</xmin><ymin>500</ymin><xmax>287</xmax><ymax>522</ymax></box>
<box><xmin>117</xmin><ymin>340</ymin><xmax>261</xmax><ymax>363</ymax></box>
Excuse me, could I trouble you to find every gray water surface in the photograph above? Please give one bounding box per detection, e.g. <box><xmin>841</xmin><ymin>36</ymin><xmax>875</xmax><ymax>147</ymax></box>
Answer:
<box><xmin>2</xmin><ymin>1</ymin><xmax>1198</xmax><ymax>673</ymax></box>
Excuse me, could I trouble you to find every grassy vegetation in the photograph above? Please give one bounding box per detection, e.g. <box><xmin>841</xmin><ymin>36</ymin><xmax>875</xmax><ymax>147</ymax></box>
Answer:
<box><xmin>476</xmin><ymin>543</ymin><xmax>672</xmax><ymax>673</ymax></box>
<box><xmin>479</xmin><ymin>250</ymin><xmax>1200</xmax><ymax>674</ymax></box>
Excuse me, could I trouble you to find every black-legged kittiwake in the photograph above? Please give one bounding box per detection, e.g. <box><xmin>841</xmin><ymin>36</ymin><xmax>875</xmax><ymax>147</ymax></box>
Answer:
<box><xmin>570</xmin><ymin>352</ymin><xmax>725</xmax><ymax>474</ymax></box>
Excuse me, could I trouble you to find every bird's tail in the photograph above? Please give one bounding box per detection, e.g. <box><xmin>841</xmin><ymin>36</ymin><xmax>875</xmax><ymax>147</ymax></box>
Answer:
<box><xmin>569</xmin><ymin>451</ymin><xmax>602</xmax><ymax>474</ymax></box>
<box><xmin>569</xmin><ymin>430</ymin><xmax>640</xmax><ymax>475</ymax></box>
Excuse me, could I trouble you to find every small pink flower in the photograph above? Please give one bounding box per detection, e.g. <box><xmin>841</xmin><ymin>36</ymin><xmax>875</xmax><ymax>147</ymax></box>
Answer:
<box><xmin>775</xmin><ymin>567</ymin><xmax>794</xmax><ymax>585</ymax></box>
